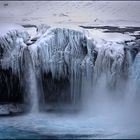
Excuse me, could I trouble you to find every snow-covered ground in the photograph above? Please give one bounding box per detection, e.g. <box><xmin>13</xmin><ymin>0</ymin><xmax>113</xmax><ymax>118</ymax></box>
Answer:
<box><xmin>0</xmin><ymin>1</ymin><xmax>140</xmax><ymax>27</ymax></box>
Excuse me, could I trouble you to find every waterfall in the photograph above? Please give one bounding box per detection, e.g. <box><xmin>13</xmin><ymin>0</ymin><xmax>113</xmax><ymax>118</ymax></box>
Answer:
<box><xmin>22</xmin><ymin>48</ymin><xmax>39</xmax><ymax>113</ymax></box>
<box><xmin>0</xmin><ymin>24</ymin><xmax>140</xmax><ymax>114</ymax></box>
<box><xmin>28</xmin><ymin>61</ymin><xmax>39</xmax><ymax>113</ymax></box>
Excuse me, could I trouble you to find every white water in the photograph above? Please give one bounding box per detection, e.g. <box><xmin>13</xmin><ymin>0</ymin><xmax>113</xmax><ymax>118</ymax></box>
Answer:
<box><xmin>28</xmin><ymin>64</ymin><xmax>39</xmax><ymax>113</ymax></box>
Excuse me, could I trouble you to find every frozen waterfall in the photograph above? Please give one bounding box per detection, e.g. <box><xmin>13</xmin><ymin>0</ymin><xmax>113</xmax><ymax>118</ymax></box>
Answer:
<box><xmin>0</xmin><ymin>23</ymin><xmax>140</xmax><ymax>113</ymax></box>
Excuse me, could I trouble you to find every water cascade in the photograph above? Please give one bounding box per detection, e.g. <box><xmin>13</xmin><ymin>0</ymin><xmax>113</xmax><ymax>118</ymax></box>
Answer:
<box><xmin>0</xmin><ymin>24</ymin><xmax>140</xmax><ymax>115</ymax></box>
<box><xmin>21</xmin><ymin>48</ymin><xmax>39</xmax><ymax>113</ymax></box>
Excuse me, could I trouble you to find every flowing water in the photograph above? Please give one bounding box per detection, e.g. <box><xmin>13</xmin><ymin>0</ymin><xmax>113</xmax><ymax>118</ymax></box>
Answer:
<box><xmin>28</xmin><ymin>64</ymin><xmax>39</xmax><ymax>113</ymax></box>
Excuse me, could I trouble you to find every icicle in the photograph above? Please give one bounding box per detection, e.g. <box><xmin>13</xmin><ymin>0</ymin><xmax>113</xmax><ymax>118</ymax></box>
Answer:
<box><xmin>0</xmin><ymin>24</ymin><xmax>30</xmax><ymax>105</ymax></box>
<box><xmin>94</xmin><ymin>41</ymin><xmax>125</xmax><ymax>89</ymax></box>
<box><xmin>28</xmin><ymin>26</ymin><xmax>95</xmax><ymax>104</ymax></box>
<box><xmin>0</xmin><ymin>25</ymin><xmax>30</xmax><ymax>75</ymax></box>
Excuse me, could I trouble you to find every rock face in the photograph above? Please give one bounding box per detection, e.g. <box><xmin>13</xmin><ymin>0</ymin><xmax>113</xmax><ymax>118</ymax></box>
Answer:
<box><xmin>0</xmin><ymin>23</ymin><xmax>140</xmax><ymax>113</ymax></box>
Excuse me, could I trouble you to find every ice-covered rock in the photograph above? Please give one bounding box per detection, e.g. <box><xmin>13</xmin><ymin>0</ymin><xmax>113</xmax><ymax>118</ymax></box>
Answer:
<box><xmin>31</xmin><ymin>24</ymin><xmax>51</xmax><ymax>41</ymax></box>
<box><xmin>36</xmin><ymin>24</ymin><xmax>51</xmax><ymax>37</ymax></box>
<box><xmin>0</xmin><ymin>23</ymin><xmax>30</xmax><ymax>75</ymax></box>
<box><xmin>0</xmin><ymin>23</ymin><xmax>139</xmax><ymax>110</ymax></box>
<box><xmin>0</xmin><ymin>24</ymin><xmax>30</xmax><ymax>104</ymax></box>
<box><xmin>28</xmin><ymin>27</ymin><xmax>95</xmax><ymax>103</ymax></box>
<box><xmin>94</xmin><ymin>42</ymin><xmax>126</xmax><ymax>87</ymax></box>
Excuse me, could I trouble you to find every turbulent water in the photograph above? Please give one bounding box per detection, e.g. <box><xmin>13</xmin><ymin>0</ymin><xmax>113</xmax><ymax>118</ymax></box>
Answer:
<box><xmin>0</xmin><ymin>23</ymin><xmax>140</xmax><ymax>139</ymax></box>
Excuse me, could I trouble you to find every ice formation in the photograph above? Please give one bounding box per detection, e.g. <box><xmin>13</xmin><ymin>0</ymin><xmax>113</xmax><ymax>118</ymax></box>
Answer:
<box><xmin>27</xmin><ymin>27</ymin><xmax>96</xmax><ymax>104</ymax></box>
<box><xmin>0</xmin><ymin>24</ymin><xmax>30</xmax><ymax>75</ymax></box>
<box><xmin>0</xmin><ymin>23</ymin><xmax>139</xmax><ymax>112</ymax></box>
<box><xmin>94</xmin><ymin>42</ymin><xmax>126</xmax><ymax>88</ymax></box>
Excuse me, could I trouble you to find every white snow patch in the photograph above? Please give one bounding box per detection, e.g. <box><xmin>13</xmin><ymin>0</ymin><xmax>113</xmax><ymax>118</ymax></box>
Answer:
<box><xmin>86</xmin><ymin>29</ymin><xmax>135</xmax><ymax>42</ymax></box>
<box><xmin>0</xmin><ymin>1</ymin><xmax>140</xmax><ymax>26</ymax></box>
<box><xmin>0</xmin><ymin>23</ymin><xmax>25</xmax><ymax>37</ymax></box>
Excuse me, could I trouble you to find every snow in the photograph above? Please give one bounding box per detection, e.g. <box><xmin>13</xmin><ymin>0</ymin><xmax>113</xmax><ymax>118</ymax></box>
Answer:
<box><xmin>0</xmin><ymin>1</ymin><xmax>140</xmax><ymax>27</ymax></box>
<box><xmin>86</xmin><ymin>29</ymin><xmax>135</xmax><ymax>42</ymax></box>
<box><xmin>24</xmin><ymin>27</ymin><xmax>36</xmax><ymax>39</ymax></box>
<box><xmin>0</xmin><ymin>23</ymin><xmax>25</xmax><ymax>37</ymax></box>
